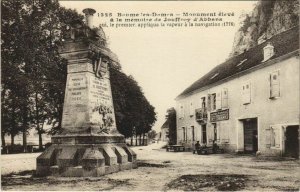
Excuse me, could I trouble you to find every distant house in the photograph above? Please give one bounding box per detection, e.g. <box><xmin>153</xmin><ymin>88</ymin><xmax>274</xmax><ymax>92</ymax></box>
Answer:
<box><xmin>160</xmin><ymin>107</ymin><xmax>177</xmax><ymax>144</ymax></box>
<box><xmin>176</xmin><ymin>26</ymin><xmax>299</xmax><ymax>158</ymax></box>
<box><xmin>161</xmin><ymin>120</ymin><xmax>169</xmax><ymax>142</ymax></box>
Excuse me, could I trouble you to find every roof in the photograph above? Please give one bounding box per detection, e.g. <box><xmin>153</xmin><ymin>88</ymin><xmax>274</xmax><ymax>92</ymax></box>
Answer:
<box><xmin>177</xmin><ymin>26</ymin><xmax>299</xmax><ymax>99</ymax></box>
<box><xmin>161</xmin><ymin>119</ymin><xmax>169</xmax><ymax>129</ymax></box>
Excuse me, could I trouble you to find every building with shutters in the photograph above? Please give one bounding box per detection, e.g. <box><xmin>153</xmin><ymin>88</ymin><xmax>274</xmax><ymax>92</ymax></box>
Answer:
<box><xmin>175</xmin><ymin>26</ymin><xmax>299</xmax><ymax>158</ymax></box>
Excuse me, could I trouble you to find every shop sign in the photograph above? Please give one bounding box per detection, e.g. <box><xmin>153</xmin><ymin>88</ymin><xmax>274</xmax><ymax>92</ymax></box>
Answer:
<box><xmin>210</xmin><ymin>109</ymin><xmax>229</xmax><ymax>122</ymax></box>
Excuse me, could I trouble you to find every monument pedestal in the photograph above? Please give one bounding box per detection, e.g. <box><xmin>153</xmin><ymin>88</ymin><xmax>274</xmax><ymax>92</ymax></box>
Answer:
<box><xmin>36</xmin><ymin>9</ymin><xmax>137</xmax><ymax>177</ymax></box>
<box><xmin>36</xmin><ymin>140</ymin><xmax>137</xmax><ymax>177</ymax></box>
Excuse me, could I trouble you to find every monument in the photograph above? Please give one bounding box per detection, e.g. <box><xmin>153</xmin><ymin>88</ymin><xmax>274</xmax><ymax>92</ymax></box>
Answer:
<box><xmin>36</xmin><ymin>8</ymin><xmax>137</xmax><ymax>177</ymax></box>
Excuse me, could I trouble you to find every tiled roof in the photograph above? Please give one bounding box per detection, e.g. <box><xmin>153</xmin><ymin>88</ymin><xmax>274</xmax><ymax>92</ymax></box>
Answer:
<box><xmin>177</xmin><ymin>26</ymin><xmax>299</xmax><ymax>99</ymax></box>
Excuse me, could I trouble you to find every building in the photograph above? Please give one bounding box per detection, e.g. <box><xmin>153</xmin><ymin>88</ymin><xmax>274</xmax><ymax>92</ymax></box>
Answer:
<box><xmin>175</xmin><ymin>27</ymin><xmax>299</xmax><ymax>158</ymax></box>
<box><xmin>161</xmin><ymin>120</ymin><xmax>170</xmax><ymax>142</ymax></box>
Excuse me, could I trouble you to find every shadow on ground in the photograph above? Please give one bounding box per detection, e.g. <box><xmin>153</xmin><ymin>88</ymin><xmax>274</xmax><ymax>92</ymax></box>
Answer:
<box><xmin>1</xmin><ymin>170</ymin><xmax>131</xmax><ymax>191</ymax></box>
<box><xmin>166</xmin><ymin>174</ymin><xmax>251</xmax><ymax>191</ymax></box>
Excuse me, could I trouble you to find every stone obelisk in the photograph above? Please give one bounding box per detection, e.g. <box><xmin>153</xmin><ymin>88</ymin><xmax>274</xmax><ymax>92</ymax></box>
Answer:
<box><xmin>36</xmin><ymin>8</ymin><xmax>137</xmax><ymax>177</ymax></box>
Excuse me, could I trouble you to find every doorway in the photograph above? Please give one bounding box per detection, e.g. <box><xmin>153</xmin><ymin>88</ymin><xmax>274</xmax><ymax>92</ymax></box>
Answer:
<box><xmin>202</xmin><ymin>124</ymin><xmax>207</xmax><ymax>144</ymax></box>
<box><xmin>285</xmin><ymin>126</ymin><xmax>299</xmax><ymax>158</ymax></box>
<box><xmin>243</xmin><ymin>118</ymin><xmax>258</xmax><ymax>153</ymax></box>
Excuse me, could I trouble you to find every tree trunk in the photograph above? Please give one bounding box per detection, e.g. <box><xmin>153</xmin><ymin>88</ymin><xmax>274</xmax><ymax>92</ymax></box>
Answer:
<box><xmin>38</xmin><ymin>131</ymin><xmax>43</xmax><ymax>150</ymax></box>
<box><xmin>135</xmin><ymin>133</ymin><xmax>138</xmax><ymax>146</ymax></box>
<box><xmin>142</xmin><ymin>133</ymin><xmax>145</xmax><ymax>146</ymax></box>
<box><xmin>23</xmin><ymin>131</ymin><xmax>27</xmax><ymax>153</ymax></box>
<box><xmin>22</xmin><ymin>105</ymin><xmax>28</xmax><ymax>153</ymax></box>
<box><xmin>139</xmin><ymin>134</ymin><xmax>142</xmax><ymax>146</ymax></box>
<box><xmin>1</xmin><ymin>132</ymin><xmax>6</xmax><ymax>147</ymax></box>
<box><xmin>130</xmin><ymin>136</ymin><xmax>133</xmax><ymax>146</ymax></box>
<box><xmin>36</xmin><ymin>92</ymin><xmax>43</xmax><ymax>150</ymax></box>
<box><xmin>11</xmin><ymin>134</ymin><xmax>15</xmax><ymax>146</ymax></box>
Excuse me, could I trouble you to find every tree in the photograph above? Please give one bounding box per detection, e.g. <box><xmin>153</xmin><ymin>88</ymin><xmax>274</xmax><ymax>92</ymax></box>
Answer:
<box><xmin>1</xmin><ymin>0</ymin><xmax>82</xmax><ymax>150</ymax></box>
<box><xmin>166</xmin><ymin>108</ymin><xmax>177</xmax><ymax>145</ymax></box>
<box><xmin>148</xmin><ymin>130</ymin><xmax>157</xmax><ymax>140</ymax></box>
<box><xmin>110</xmin><ymin>67</ymin><xmax>157</xmax><ymax>144</ymax></box>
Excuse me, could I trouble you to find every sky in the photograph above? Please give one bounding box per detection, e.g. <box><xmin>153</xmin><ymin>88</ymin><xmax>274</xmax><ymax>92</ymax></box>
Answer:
<box><xmin>60</xmin><ymin>1</ymin><xmax>257</xmax><ymax>133</ymax></box>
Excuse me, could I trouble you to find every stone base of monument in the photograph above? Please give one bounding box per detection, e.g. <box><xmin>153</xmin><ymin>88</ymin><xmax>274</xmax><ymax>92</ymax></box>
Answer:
<box><xmin>36</xmin><ymin>136</ymin><xmax>137</xmax><ymax>177</ymax></box>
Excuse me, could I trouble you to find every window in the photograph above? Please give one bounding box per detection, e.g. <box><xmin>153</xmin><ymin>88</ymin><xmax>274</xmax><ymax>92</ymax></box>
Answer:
<box><xmin>201</xmin><ymin>97</ymin><xmax>206</xmax><ymax>109</ymax></box>
<box><xmin>216</xmin><ymin>92</ymin><xmax>222</xmax><ymax>109</ymax></box>
<box><xmin>236</xmin><ymin>59</ymin><xmax>247</xmax><ymax>67</ymax></box>
<box><xmin>191</xmin><ymin>126</ymin><xmax>195</xmax><ymax>141</ymax></box>
<box><xmin>189</xmin><ymin>102</ymin><xmax>194</xmax><ymax>116</ymax></box>
<box><xmin>270</xmin><ymin>70</ymin><xmax>280</xmax><ymax>98</ymax></box>
<box><xmin>242</xmin><ymin>82</ymin><xmax>251</xmax><ymax>104</ymax></box>
<box><xmin>210</xmin><ymin>73</ymin><xmax>219</xmax><ymax>79</ymax></box>
<box><xmin>182</xmin><ymin>127</ymin><xmax>187</xmax><ymax>142</ymax></box>
<box><xmin>221</xmin><ymin>88</ymin><xmax>228</xmax><ymax>108</ymax></box>
<box><xmin>211</xmin><ymin>93</ymin><xmax>217</xmax><ymax>110</ymax></box>
<box><xmin>207</xmin><ymin>94</ymin><xmax>211</xmax><ymax>111</ymax></box>
<box><xmin>202</xmin><ymin>125</ymin><xmax>207</xmax><ymax>144</ymax></box>
<box><xmin>179</xmin><ymin>105</ymin><xmax>184</xmax><ymax>118</ymax></box>
<box><xmin>213</xmin><ymin>123</ymin><xmax>218</xmax><ymax>142</ymax></box>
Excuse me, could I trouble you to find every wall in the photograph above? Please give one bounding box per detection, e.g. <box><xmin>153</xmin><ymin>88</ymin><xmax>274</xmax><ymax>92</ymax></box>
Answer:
<box><xmin>161</xmin><ymin>128</ymin><xmax>169</xmax><ymax>142</ymax></box>
<box><xmin>176</xmin><ymin>55</ymin><xmax>299</xmax><ymax>155</ymax></box>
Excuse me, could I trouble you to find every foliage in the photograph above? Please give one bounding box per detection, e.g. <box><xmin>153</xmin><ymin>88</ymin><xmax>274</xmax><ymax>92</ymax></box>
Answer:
<box><xmin>166</xmin><ymin>108</ymin><xmax>177</xmax><ymax>145</ymax></box>
<box><xmin>1</xmin><ymin>0</ymin><xmax>83</xmax><ymax>147</ymax></box>
<box><xmin>147</xmin><ymin>130</ymin><xmax>157</xmax><ymax>140</ymax></box>
<box><xmin>1</xmin><ymin>0</ymin><xmax>156</xmax><ymax>148</ymax></box>
<box><xmin>110</xmin><ymin>68</ymin><xmax>157</xmax><ymax>138</ymax></box>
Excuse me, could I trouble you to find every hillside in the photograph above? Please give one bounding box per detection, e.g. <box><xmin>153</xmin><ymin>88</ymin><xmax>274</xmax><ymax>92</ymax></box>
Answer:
<box><xmin>230</xmin><ymin>0</ymin><xmax>299</xmax><ymax>56</ymax></box>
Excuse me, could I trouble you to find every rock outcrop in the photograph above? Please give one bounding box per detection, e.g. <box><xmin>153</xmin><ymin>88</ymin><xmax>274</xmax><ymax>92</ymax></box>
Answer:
<box><xmin>230</xmin><ymin>0</ymin><xmax>299</xmax><ymax>57</ymax></box>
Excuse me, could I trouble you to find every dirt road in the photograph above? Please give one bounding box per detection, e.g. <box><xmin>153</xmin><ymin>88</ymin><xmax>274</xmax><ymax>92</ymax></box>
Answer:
<box><xmin>1</xmin><ymin>142</ymin><xmax>300</xmax><ymax>191</ymax></box>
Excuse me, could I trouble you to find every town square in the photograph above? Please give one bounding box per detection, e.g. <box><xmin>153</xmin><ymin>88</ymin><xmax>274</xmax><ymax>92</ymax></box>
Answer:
<box><xmin>1</xmin><ymin>0</ymin><xmax>299</xmax><ymax>191</ymax></box>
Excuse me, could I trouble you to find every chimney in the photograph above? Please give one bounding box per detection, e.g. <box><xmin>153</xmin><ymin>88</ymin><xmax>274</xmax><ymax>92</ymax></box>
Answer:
<box><xmin>263</xmin><ymin>42</ymin><xmax>274</xmax><ymax>62</ymax></box>
<box><xmin>82</xmin><ymin>8</ymin><xmax>96</xmax><ymax>28</ymax></box>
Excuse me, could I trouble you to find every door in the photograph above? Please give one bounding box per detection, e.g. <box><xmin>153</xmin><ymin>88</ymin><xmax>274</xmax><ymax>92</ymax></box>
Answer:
<box><xmin>243</xmin><ymin>118</ymin><xmax>258</xmax><ymax>153</ymax></box>
<box><xmin>285</xmin><ymin>126</ymin><xmax>299</xmax><ymax>158</ymax></box>
<box><xmin>202</xmin><ymin>124</ymin><xmax>207</xmax><ymax>144</ymax></box>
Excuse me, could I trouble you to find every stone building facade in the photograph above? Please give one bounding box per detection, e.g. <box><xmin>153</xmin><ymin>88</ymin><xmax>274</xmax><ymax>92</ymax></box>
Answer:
<box><xmin>176</xmin><ymin>27</ymin><xmax>299</xmax><ymax>158</ymax></box>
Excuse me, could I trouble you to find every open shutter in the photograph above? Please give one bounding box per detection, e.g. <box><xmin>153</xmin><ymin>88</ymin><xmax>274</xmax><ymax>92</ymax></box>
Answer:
<box><xmin>270</xmin><ymin>125</ymin><xmax>281</xmax><ymax>148</ymax></box>
<box><xmin>265</xmin><ymin>127</ymin><xmax>271</xmax><ymax>148</ymax></box>
<box><xmin>221</xmin><ymin>88</ymin><xmax>228</xmax><ymax>108</ymax></box>
<box><xmin>216</xmin><ymin>92</ymin><xmax>222</xmax><ymax>109</ymax></box>
<box><xmin>207</xmin><ymin>94</ymin><xmax>211</xmax><ymax>112</ymax></box>
<box><xmin>270</xmin><ymin>71</ymin><xmax>280</xmax><ymax>98</ymax></box>
<box><xmin>274</xmin><ymin>126</ymin><xmax>280</xmax><ymax>148</ymax></box>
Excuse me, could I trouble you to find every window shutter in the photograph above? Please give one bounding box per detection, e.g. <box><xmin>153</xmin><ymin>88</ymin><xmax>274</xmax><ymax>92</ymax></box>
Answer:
<box><xmin>221</xmin><ymin>88</ymin><xmax>228</xmax><ymax>108</ymax></box>
<box><xmin>265</xmin><ymin>127</ymin><xmax>271</xmax><ymax>148</ymax></box>
<box><xmin>207</xmin><ymin>94</ymin><xmax>211</xmax><ymax>111</ymax></box>
<box><xmin>270</xmin><ymin>71</ymin><xmax>280</xmax><ymax>98</ymax></box>
<box><xmin>242</xmin><ymin>82</ymin><xmax>251</xmax><ymax>104</ymax></box>
<box><xmin>216</xmin><ymin>92</ymin><xmax>222</xmax><ymax>109</ymax></box>
<box><xmin>270</xmin><ymin>125</ymin><xmax>281</xmax><ymax>148</ymax></box>
<box><xmin>274</xmin><ymin>126</ymin><xmax>280</xmax><ymax>148</ymax></box>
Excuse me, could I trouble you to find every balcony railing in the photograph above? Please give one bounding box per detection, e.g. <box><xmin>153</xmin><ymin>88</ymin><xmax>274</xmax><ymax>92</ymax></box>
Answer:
<box><xmin>195</xmin><ymin>108</ymin><xmax>208</xmax><ymax>122</ymax></box>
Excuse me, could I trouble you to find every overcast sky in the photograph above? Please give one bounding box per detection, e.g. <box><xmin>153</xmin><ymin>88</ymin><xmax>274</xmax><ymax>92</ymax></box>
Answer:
<box><xmin>60</xmin><ymin>1</ymin><xmax>257</xmax><ymax>132</ymax></box>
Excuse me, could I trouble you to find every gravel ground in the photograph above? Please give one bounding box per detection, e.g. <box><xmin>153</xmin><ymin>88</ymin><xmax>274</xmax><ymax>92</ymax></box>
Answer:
<box><xmin>1</xmin><ymin>142</ymin><xmax>300</xmax><ymax>191</ymax></box>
